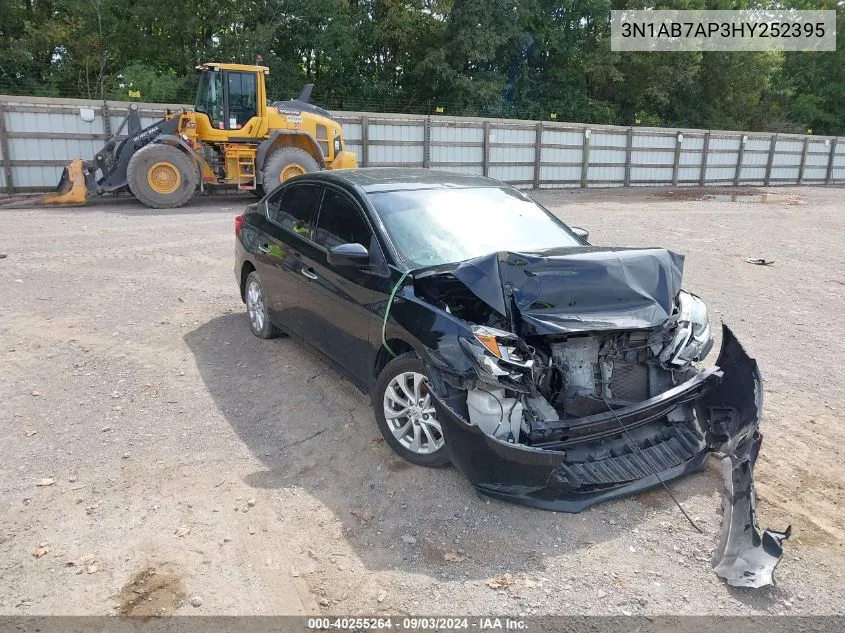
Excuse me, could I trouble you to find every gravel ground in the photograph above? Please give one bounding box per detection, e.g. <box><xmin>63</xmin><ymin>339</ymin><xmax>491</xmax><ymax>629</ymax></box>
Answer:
<box><xmin>0</xmin><ymin>185</ymin><xmax>843</xmax><ymax>616</ymax></box>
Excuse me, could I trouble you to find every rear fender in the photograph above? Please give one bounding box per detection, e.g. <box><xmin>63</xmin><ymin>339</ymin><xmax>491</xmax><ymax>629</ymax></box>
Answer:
<box><xmin>255</xmin><ymin>130</ymin><xmax>325</xmax><ymax>179</ymax></box>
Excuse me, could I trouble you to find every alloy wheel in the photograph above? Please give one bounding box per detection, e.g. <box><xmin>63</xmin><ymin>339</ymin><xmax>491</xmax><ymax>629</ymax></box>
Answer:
<box><xmin>246</xmin><ymin>279</ymin><xmax>266</xmax><ymax>333</ymax></box>
<box><xmin>382</xmin><ymin>371</ymin><xmax>444</xmax><ymax>454</ymax></box>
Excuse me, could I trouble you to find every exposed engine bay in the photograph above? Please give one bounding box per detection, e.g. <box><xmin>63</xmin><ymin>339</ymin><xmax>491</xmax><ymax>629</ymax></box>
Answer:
<box><xmin>408</xmin><ymin>247</ymin><xmax>789</xmax><ymax>588</ymax></box>
<box><xmin>415</xmin><ymin>256</ymin><xmax>713</xmax><ymax>447</ymax></box>
<box><xmin>461</xmin><ymin>306</ymin><xmax>711</xmax><ymax>445</ymax></box>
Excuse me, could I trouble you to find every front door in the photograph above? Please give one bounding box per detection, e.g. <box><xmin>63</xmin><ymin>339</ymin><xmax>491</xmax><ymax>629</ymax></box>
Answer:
<box><xmin>297</xmin><ymin>187</ymin><xmax>386</xmax><ymax>386</ymax></box>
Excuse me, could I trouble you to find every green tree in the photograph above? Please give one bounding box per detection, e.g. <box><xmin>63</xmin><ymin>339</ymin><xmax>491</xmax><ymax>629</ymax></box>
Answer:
<box><xmin>0</xmin><ymin>0</ymin><xmax>842</xmax><ymax>134</ymax></box>
<box><xmin>780</xmin><ymin>1</ymin><xmax>845</xmax><ymax>135</ymax></box>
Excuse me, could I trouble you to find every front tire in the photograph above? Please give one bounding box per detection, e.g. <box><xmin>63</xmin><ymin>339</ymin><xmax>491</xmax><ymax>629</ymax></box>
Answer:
<box><xmin>244</xmin><ymin>271</ymin><xmax>282</xmax><ymax>339</ymax></box>
<box><xmin>127</xmin><ymin>143</ymin><xmax>198</xmax><ymax>209</ymax></box>
<box><xmin>373</xmin><ymin>353</ymin><xmax>449</xmax><ymax>468</ymax></box>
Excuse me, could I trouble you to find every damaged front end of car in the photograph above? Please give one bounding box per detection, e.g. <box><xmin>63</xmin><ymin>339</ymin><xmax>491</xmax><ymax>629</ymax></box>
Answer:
<box><xmin>402</xmin><ymin>247</ymin><xmax>789</xmax><ymax>587</ymax></box>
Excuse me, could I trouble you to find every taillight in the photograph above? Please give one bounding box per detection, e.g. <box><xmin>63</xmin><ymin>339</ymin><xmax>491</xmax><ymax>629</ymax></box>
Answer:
<box><xmin>234</xmin><ymin>214</ymin><xmax>244</xmax><ymax>237</ymax></box>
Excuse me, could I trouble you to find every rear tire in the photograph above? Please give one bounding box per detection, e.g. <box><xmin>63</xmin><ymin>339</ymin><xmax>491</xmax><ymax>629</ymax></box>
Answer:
<box><xmin>244</xmin><ymin>271</ymin><xmax>282</xmax><ymax>339</ymax></box>
<box><xmin>127</xmin><ymin>143</ymin><xmax>198</xmax><ymax>209</ymax></box>
<box><xmin>373</xmin><ymin>353</ymin><xmax>450</xmax><ymax>468</ymax></box>
<box><xmin>261</xmin><ymin>147</ymin><xmax>319</xmax><ymax>196</ymax></box>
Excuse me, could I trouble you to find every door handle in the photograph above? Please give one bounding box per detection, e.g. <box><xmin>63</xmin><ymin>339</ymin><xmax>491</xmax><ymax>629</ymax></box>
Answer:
<box><xmin>258</xmin><ymin>244</ymin><xmax>271</xmax><ymax>254</ymax></box>
<box><xmin>300</xmin><ymin>268</ymin><xmax>319</xmax><ymax>281</ymax></box>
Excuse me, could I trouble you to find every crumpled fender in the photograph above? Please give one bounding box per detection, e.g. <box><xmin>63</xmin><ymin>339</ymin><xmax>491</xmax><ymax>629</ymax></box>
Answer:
<box><xmin>704</xmin><ymin>324</ymin><xmax>791</xmax><ymax>587</ymax></box>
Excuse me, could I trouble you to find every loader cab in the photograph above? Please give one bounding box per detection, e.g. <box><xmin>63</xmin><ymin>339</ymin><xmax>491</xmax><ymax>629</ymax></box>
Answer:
<box><xmin>193</xmin><ymin>63</ymin><xmax>268</xmax><ymax>134</ymax></box>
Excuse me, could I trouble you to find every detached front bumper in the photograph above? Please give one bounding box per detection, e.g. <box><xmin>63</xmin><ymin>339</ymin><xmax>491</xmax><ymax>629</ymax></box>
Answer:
<box><xmin>427</xmin><ymin>324</ymin><xmax>789</xmax><ymax>587</ymax></box>
<box><xmin>432</xmin><ymin>367</ymin><xmax>720</xmax><ymax>513</ymax></box>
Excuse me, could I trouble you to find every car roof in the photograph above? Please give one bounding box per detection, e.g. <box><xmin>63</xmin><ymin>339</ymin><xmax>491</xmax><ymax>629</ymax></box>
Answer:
<box><xmin>313</xmin><ymin>168</ymin><xmax>506</xmax><ymax>193</ymax></box>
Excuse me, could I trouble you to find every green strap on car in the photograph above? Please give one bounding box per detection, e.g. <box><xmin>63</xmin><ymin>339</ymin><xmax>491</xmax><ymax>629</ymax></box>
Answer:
<box><xmin>381</xmin><ymin>270</ymin><xmax>411</xmax><ymax>358</ymax></box>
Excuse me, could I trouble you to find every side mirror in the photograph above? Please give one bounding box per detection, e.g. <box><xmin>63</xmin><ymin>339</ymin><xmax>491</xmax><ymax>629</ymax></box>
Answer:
<box><xmin>328</xmin><ymin>242</ymin><xmax>369</xmax><ymax>267</ymax></box>
<box><xmin>571</xmin><ymin>226</ymin><xmax>589</xmax><ymax>243</ymax></box>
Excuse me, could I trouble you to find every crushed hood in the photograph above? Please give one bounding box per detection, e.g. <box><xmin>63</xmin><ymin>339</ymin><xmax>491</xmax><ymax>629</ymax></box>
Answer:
<box><xmin>439</xmin><ymin>247</ymin><xmax>685</xmax><ymax>335</ymax></box>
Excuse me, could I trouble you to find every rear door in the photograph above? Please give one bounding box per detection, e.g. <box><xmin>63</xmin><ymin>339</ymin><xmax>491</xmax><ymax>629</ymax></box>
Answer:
<box><xmin>254</xmin><ymin>182</ymin><xmax>322</xmax><ymax>336</ymax></box>
<box><xmin>298</xmin><ymin>186</ymin><xmax>387</xmax><ymax>386</ymax></box>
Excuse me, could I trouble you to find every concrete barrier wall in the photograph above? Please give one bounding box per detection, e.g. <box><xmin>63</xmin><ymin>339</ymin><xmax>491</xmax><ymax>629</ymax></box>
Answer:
<box><xmin>1</xmin><ymin>94</ymin><xmax>843</xmax><ymax>193</ymax></box>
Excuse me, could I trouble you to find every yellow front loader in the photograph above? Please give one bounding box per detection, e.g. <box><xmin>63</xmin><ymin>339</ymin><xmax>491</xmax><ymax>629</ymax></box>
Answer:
<box><xmin>45</xmin><ymin>63</ymin><xmax>358</xmax><ymax>208</ymax></box>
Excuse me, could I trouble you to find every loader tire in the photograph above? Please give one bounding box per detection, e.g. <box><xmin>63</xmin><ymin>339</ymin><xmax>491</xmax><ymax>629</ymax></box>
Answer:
<box><xmin>261</xmin><ymin>148</ymin><xmax>319</xmax><ymax>195</ymax></box>
<box><xmin>127</xmin><ymin>143</ymin><xmax>198</xmax><ymax>209</ymax></box>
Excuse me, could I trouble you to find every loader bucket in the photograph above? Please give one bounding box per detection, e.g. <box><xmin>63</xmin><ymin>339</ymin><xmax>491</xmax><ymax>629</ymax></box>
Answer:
<box><xmin>42</xmin><ymin>160</ymin><xmax>90</xmax><ymax>205</ymax></box>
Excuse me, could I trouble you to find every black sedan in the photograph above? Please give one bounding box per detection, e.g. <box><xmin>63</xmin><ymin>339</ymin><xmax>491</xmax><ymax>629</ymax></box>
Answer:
<box><xmin>234</xmin><ymin>168</ymin><xmax>788</xmax><ymax>587</ymax></box>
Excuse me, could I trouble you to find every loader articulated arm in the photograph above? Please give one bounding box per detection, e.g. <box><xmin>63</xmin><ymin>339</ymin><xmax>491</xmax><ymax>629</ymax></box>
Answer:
<box><xmin>43</xmin><ymin>104</ymin><xmax>176</xmax><ymax>205</ymax></box>
<box><xmin>90</xmin><ymin>103</ymin><xmax>143</xmax><ymax>181</ymax></box>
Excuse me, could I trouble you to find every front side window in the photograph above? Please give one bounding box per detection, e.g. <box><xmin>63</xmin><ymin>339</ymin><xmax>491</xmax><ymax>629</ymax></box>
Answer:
<box><xmin>267</xmin><ymin>184</ymin><xmax>322</xmax><ymax>237</ymax></box>
<box><xmin>315</xmin><ymin>189</ymin><xmax>373</xmax><ymax>250</ymax></box>
<box><xmin>227</xmin><ymin>71</ymin><xmax>257</xmax><ymax>129</ymax></box>
<box><xmin>195</xmin><ymin>70</ymin><xmax>224</xmax><ymax>129</ymax></box>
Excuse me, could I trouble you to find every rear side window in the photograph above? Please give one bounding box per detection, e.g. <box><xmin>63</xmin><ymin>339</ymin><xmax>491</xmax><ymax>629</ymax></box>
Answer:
<box><xmin>267</xmin><ymin>183</ymin><xmax>322</xmax><ymax>237</ymax></box>
<box><xmin>314</xmin><ymin>189</ymin><xmax>372</xmax><ymax>249</ymax></box>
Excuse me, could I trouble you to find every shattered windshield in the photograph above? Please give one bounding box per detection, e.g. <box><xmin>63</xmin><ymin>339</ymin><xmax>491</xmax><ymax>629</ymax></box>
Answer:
<box><xmin>370</xmin><ymin>187</ymin><xmax>582</xmax><ymax>267</ymax></box>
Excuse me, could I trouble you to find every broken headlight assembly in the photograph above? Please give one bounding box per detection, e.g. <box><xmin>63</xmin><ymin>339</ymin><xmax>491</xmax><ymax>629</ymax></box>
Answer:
<box><xmin>459</xmin><ymin>325</ymin><xmax>533</xmax><ymax>388</ymax></box>
<box><xmin>660</xmin><ymin>290</ymin><xmax>714</xmax><ymax>368</ymax></box>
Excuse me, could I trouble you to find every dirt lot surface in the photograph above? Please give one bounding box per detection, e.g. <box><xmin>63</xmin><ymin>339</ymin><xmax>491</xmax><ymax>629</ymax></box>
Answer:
<box><xmin>1</xmin><ymin>186</ymin><xmax>843</xmax><ymax>616</ymax></box>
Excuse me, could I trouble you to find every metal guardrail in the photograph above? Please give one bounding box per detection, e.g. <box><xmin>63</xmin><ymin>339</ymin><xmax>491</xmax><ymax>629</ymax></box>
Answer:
<box><xmin>1</xmin><ymin>95</ymin><xmax>843</xmax><ymax>193</ymax></box>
